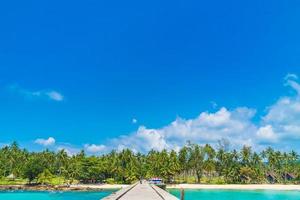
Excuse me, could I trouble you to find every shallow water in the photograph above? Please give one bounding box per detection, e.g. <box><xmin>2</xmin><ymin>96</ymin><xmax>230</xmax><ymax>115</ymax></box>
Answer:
<box><xmin>0</xmin><ymin>190</ymin><xmax>114</xmax><ymax>200</ymax></box>
<box><xmin>169</xmin><ymin>189</ymin><xmax>300</xmax><ymax>200</ymax></box>
<box><xmin>1</xmin><ymin>189</ymin><xmax>300</xmax><ymax>200</ymax></box>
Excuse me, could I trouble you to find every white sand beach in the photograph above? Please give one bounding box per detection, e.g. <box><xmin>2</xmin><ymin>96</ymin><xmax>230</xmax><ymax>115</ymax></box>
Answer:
<box><xmin>69</xmin><ymin>184</ymin><xmax>129</xmax><ymax>190</ymax></box>
<box><xmin>3</xmin><ymin>183</ymin><xmax>300</xmax><ymax>191</ymax></box>
<box><xmin>166</xmin><ymin>184</ymin><xmax>300</xmax><ymax>191</ymax></box>
<box><xmin>69</xmin><ymin>184</ymin><xmax>300</xmax><ymax>191</ymax></box>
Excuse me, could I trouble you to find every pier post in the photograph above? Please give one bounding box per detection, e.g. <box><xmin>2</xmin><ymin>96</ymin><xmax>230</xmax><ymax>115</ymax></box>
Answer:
<box><xmin>180</xmin><ymin>188</ymin><xmax>185</xmax><ymax>200</ymax></box>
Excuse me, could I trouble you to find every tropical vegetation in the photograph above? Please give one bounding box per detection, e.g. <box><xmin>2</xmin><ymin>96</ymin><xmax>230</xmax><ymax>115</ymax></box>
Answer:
<box><xmin>0</xmin><ymin>141</ymin><xmax>299</xmax><ymax>185</ymax></box>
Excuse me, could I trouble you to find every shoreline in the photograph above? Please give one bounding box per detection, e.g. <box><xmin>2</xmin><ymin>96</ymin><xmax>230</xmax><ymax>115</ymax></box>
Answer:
<box><xmin>167</xmin><ymin>184</ymin><xmax>300</xmax><ymax>191</ymax></box>
<box><xmin>0</xmin><ymin>184</ymin><xmax>129</xmax><ymax>191</ymax></box>
<box><xmin>1</xmin><ymin>184</ymin><xmax>300</xmax><ymax>191</ymax></box>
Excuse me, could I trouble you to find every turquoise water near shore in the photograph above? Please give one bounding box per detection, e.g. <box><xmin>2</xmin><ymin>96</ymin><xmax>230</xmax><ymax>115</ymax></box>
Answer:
<box><xmin>0</xmin><ymin>190</ymin><xmax>114</xmax><ymax>200</ymax></box>
<box><xmin>1</xmin><ymin>189</ymin><xmax>300</xmax><ymax>200</ymax></box>
<box><xmin>170</xmin><ymin>189</ymin><xmax>300</xmax><ymax>200</ymax></box>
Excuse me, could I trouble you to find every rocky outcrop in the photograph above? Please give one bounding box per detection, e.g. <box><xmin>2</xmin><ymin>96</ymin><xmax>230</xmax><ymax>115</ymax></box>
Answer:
<box><xmin>0</xmin><ymin>184</ymin><xmax>105</xmax><ymax>191</ymax></box>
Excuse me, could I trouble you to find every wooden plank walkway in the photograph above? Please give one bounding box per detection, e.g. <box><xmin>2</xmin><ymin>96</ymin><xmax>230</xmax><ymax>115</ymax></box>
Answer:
<box><xmin>102</xmin><ymin>181</ymin><xmax>179</xmax><ymax>200</ymax></box>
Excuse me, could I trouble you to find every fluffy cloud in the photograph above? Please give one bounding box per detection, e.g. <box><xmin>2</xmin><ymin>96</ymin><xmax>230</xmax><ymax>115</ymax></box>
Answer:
<box><xmin>56</xmin><ymin>145</ymin><xmax>80</xmax><ymax>156</ymax></box>
<box><xmin>162</xmin><ymin>107</ymin><xmax>256</xmax><ymax>145</ymax></box>
<box><xmin>84</xmin><ymin>144</ymin><xmax>106</xmax><ymax>153</ymax></box>
<box><xmin>27</xmin><ymin>73</ymin><xmax>300</xmax><ymax>153</ymax></box>
<box><xmin>106</xmin><ymin>107</ymin><xmax>257</xmax><ymax>152</ymax></box>
<box><xmin>110</xmin><ymin>127</ymin><xmax>168</xmax><ymax>153</ymax></box>
<box><xmin>102</xmin><ymin>73</ymin><xmax>300</xmax><ymax>153</ymax></box>
<box><xmin>9</xmin><ymin>84</ymin><xmax>64</xmax><ymax>102</ymax></box>
<box><xmin>256</xmin><ymin>125</ymin><xmax>278</xmax><ymax>143</ymax></box>
<box><xmin>261</xmin><ymin>75</ymin><xmax>300</xmax><ymax>143</ymax></box>
<box><xmin>35</xmin><ymin>137</ymin><xmax>56</xmax><ymax>146</ymax></box>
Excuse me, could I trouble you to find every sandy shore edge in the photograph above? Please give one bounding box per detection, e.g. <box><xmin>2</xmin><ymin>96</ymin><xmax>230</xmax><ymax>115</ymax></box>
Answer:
<box><xmin>70</xmin><ymin>184</ymin><xmax>129</xmax><ymax>189</ymax></box>
<box><xmin>1</xmin><ymin>184</ymin><xmax>300</xmax><ymax>191</ymax></box>
<box><xmin>166</xmin><ymin>184</ymin><xmax>300</xmax><ymax>191</ymax></box>
<box><xmin>0</xmin><ymin>184</ymin><xmax>129</xmax><ymax>191</ymax></box>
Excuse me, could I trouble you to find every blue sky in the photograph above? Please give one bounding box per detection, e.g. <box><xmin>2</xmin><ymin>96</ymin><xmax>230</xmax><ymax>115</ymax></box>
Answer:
<box><xmin>1</xmin><ymin>1</ymin><xmax>300</xmax><ymax>154</ymax></box>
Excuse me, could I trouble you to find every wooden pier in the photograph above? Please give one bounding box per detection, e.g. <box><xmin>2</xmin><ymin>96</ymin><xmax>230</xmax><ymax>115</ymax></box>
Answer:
<box><xmin>102</xmin><ymin>181</ymin><xmax>179</xmax><ymax>200</ymax></box>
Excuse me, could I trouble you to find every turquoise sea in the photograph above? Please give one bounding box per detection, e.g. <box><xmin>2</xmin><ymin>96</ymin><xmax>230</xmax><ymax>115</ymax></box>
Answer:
<box><xmin>169</xmin><ymin>189</ymin><xmax>300</xmax><ymax>200</ymax></box>
<box><xmin>1</xmin><ymin>189</ymin><xmax>300</xmax><ymax>200</ymax></box>
<box><xmin>0</xmin><ymin>190</ymin><xmax>115</xmax><ymax>200</ymax></box>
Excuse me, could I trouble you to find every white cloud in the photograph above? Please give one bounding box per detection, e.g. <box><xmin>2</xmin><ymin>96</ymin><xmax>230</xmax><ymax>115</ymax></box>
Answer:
<box><xmin>8</xmin><ymin>84</ymin><xmax>64</xmax><ymax>102</ymax></box>
<box><xmin>256</xmin><ymin>125</ymin><xmax>278</xmax><ymax>143</ymax></box>
<box><xmin>46</xmin><ymin>91</ymin><xmax>64</xmax><ymax>101</ymax></box>
<box><xmin>254</xmin><ymin>73</ymin><xmax>300</xmax><ymax>151</ymax></box>
<box><xmin>35</xmin><ymin>137</ymin><xmax>56</xmax><ymax>146</ymax></box>
<box><xmin>162</xmin><ymin>107</ymin><xmax>257</xmax><ymax>147</ymax></box>
<box><xmin>262</xmin><ymin>75</ymin><xmax>300</xmax><ymax>141</ymax></box>
<box><xmin>285</xmin><ymin>79</ymin><xmax>300</xmax><ymax>94</ymax></box>
<box><xmin>106</xmin><ymin>107</ymin><xmax>257</xmax><ymax>152</ymax></box>
<box><xmin>56</xmin><ymin>145</ymin><xmax>80</xmax><ymax>156</ymax></box>
<box><xmin>101</xmin><ymin>73</ymin><xmax>300</xmax><ymax>152</ymax></box>
<box><xmin>136</xmin><ymin>126</ymin><xmax>169</xmax><ymax>151</ymax></box>
<box><xmin>111</xmin><ymin>126</ymin><xmax>169</xmax><ymax>152</ymax></box>
<box><xmin>84</xmin><ymin>144</ymin><xmax>106</xmax><ymax>153</ymax></box>
<box><xmin>284</xmin><ymin>73</ymin><xmax>298</xmax><ymax>81</ymax></box>
<box><xmin>27</xmin><ymin>73</ymin><xmax>300</xmax><ymax>153</ymax></box>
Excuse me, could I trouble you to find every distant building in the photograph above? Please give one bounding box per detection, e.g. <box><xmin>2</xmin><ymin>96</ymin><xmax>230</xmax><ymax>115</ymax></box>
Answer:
<box><xmin>266</xmin><ymin>172</ymin><xmax>277</xmax><ymax>184</ymax></box>
<box><xmin>282</xmin><ymin>173</ymin><xmax>296</xmax><ymax>181</ymax></box>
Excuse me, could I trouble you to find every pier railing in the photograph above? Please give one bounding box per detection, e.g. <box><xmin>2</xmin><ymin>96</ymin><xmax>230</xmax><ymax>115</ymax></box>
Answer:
<box><xmin>102</xmin><ymin>181</ymin><xmax>178</xmax><ymax>200</ymax></box>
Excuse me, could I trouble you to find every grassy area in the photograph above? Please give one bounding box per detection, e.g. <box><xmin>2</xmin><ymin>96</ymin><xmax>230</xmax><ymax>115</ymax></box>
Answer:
<box><xmin>47</xmin><ymin>177</ymin><xmax>66</xmax><ymax>185</ymax></box>
<box><xmin>174</xmin><ymin>176</ymin><xmax>226</xmax><ymax>184</ymax></box>
<box><xmin>0</xmin><ymin>177</ymin><xmax>73</xmax><ymax>186</ymax></box>
<box><xmin>0</xmin><ymin>178</ymin><xmax>28</xmax><ymax>185</ymax></box>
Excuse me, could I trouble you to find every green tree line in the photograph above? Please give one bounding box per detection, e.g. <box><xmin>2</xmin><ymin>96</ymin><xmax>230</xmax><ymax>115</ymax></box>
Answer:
<box><xmin>0</xmin><ymin>141</ymin><xmax>299</xmax><ymax>185</ymax></box>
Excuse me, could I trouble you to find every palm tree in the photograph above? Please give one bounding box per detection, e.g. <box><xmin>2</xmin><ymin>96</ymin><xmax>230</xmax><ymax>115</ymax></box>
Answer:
<box><xmin>178</xmin><ymin>146</ymin><xmax>188</xmax><ymax>182</ymax></box>
<box><xmin>188</xmin><ymin>144</ymin><xmax>204</xmax><ymax>183</ymax></box>
<box><xmin>241</xmin><ymin>145</ymin><xmax>252</xmax><ymax>167</ymax></box>
<box><xmin>56</xmin><ymin>149</ymin><xmax>69</xmax><ymax>177</ymax></box>
<box><xmin>203</xmin><ymin>144</ymin><xmax>216</xmax><ymax>180</ymax></box>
